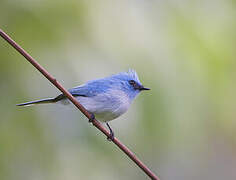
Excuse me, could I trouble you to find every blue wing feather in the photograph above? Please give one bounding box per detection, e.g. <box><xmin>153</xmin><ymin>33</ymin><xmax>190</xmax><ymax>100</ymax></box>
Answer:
<box><xmin>68</xmin><ymin>78</ymin><xmax>114</xmax><ymax>97</ymax></box>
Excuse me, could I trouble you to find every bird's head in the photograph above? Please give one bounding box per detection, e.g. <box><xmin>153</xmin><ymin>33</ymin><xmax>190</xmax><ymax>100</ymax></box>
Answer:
<box><xmin>111</xmin><ymin>69</ymin><xmax>150</xmax><ymax>99</ymax></box>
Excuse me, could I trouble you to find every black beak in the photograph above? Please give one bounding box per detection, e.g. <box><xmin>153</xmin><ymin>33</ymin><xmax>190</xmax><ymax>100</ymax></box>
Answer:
<box><xmin>140</xmin><ymin>86</ymin><xmax>150</xmax><ymax>91</ymax></box>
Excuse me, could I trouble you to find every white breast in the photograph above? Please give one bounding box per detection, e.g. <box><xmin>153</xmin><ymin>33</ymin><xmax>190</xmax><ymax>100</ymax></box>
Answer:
<box><xmin>67</xmin><ymin>89</ymin><xmax>131</xmax><ymax>122</ymax></box>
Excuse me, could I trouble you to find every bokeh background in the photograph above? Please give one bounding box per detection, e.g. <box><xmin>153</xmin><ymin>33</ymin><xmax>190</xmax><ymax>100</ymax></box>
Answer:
<box><xmin>1</xmin><ymin>0</ymin><xmax>236</xmax><ymax>179</ymax></box>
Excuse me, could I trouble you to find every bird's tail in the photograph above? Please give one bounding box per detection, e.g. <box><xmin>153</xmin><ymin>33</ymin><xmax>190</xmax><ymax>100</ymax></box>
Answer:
<box><xmin>16</xmin><ymin>94</ymin><xmax>65</xmax><ymax>107</ymax></box>
<box><xmin>16</xmin><ymin>98</ymin><xmax>57</xmax><ymax>106</ymax></box>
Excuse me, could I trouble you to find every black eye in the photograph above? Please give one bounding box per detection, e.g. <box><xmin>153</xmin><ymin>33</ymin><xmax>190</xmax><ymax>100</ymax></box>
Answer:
<box><xmin>129</xmin><ymin>80</ymin><xmax>136</xmax><ymax>86</ymax></box>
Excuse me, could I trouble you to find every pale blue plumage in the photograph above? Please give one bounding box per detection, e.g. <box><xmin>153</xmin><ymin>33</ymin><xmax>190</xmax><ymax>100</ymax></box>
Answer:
<box><xmin>69</xmin><ymin>69</ymin><xmax>141</xmax><ymax>99</ymax></box>
<box><xmin>17</xmin><ymin>69</ymin><xmax>150</xmax><ymax>122</ymax></box>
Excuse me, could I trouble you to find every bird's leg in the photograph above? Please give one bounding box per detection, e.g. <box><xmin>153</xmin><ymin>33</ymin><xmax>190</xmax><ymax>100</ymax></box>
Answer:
<box><xmin>106</xmin><ymin>123</ymin><xmax>114</xmax><ymax>141</ymax></box>
<box><xmin>88</xmin><ymin>113</ymin><xmax>95</xmax><ymax>123</ymax></box>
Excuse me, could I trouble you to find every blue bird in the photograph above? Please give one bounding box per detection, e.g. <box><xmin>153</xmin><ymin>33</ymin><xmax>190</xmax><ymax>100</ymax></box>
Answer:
<box><xmin>17</xmin><ymin>69</ymin><xmax>150</xmax><ymax>140</ymax></box>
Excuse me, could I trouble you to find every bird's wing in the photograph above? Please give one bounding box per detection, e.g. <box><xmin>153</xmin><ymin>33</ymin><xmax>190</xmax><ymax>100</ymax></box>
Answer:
<box><xmin>68</xmin><ymin>79</ymin><xmax>112</xmax><ymax>97</ymax></box>
<box><xmin>53</xmin><ymin>78</ymin><xmax>119</xmax><ymax>102</ymax></box>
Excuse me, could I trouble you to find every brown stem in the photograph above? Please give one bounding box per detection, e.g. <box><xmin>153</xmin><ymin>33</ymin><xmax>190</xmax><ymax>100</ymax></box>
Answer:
<box><xmin>0</xmin><ymin>29</ymin><xmax>160</xmax><ymax>180</ymax></box>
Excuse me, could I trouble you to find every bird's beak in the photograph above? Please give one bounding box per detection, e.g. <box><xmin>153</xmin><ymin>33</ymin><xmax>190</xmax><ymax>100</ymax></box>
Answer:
<box><xmin>140</xmin><ymin>86</ymin><xmax>150</xmax><ymax>91</ymax></box>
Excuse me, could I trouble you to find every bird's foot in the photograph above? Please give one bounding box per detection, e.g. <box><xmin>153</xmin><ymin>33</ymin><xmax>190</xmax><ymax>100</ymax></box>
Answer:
<box><xmin>106</xmin><ymin>123</ymin><xmax>115</xmax><ymax>141</ymax></box>
<box><xmin>88</xmin><ymin>113</ymin><xmax>95</xmax><ymax>123</ymax></box>
<box><xmin>107</xmin><ymin>131</ymin><xmax>114</xmax><ymax>141</ymax></box>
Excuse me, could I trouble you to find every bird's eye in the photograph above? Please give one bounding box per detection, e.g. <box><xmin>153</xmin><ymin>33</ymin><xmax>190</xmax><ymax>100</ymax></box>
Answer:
<box><xmin>129</xmin><ymin>80</ymin><xmax>136</xmax><ymax>86</ymax></box>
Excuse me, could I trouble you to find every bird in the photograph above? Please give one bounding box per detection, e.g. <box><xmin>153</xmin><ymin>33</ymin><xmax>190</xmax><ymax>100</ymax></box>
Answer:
<box><xmin>17</xmin><ymin>69</ymin><xmax>150</xmax><ymax>140</ymax></box>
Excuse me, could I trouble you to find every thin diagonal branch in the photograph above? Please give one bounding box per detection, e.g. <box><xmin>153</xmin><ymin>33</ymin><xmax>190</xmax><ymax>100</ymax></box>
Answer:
<box><xmin>0</xmin><ymin>29</ymin><xmax>160</xmax><ymax>180</ymax></box>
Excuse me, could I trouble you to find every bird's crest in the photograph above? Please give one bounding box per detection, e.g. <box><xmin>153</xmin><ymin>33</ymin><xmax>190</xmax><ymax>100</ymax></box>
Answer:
<box><xmin>127</xmin><ymin>69</ymin><xmax>140</xmax><ymax>83</ymax></box>
<box><xmin>112</xmin><ymin>69</ymin><xmax>141</xmax><ymax>83</ymax></box>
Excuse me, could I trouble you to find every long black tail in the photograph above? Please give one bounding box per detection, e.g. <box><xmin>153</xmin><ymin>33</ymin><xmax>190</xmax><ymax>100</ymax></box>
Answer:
<box><xmin>16</xmin><ymin>94</ymin><xmax>65</xmax><ymax>106</ymax></box>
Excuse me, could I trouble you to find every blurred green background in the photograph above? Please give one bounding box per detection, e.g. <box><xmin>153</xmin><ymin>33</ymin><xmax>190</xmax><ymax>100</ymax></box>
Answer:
<box><xmin>1</xmin><ymin>0</ymin><xmax>236</xmax><ymax>179</ymax></box>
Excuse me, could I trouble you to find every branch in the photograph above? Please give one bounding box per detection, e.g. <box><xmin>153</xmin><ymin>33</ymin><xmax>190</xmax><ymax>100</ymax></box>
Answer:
<box><xmin>0</xmin><ymin>29</ymin><xmax>160</xmax><ymax>180</ymax></box>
